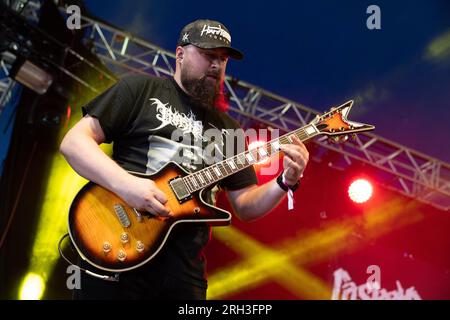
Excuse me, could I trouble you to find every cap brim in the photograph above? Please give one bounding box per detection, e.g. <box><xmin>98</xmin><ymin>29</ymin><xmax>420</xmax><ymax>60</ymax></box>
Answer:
<box><xmin>224</xmin><ymin>47</ymin><xmax>244</xmax><ymax>60</ymax></box>
<box><xmin>190</xmin><ymin>43</ymin><xmax>244</xmax><ymax>60</ymax></box>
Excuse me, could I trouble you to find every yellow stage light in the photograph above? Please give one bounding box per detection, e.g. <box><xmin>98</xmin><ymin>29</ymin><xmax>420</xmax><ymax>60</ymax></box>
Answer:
<box><xmin>19</xmin><ymin>273</ymin><xmax>45</xmax><ymax>300</ymax></box>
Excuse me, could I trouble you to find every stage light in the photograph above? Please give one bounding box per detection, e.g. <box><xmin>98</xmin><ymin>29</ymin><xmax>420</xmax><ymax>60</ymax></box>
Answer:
<box><xmin>19</xmin><ymin>273</ymin><xmax>45</xmax><ymax>300</ymax></box>
<box><xmin>9</xmin><ymin>55</ymin><xmax>53</xmax><ymax>95</ymax></box>
<box><xmin>348</xmin><ymin>179</ymin><xmax>373</xmax><ymax>203</ymax></box>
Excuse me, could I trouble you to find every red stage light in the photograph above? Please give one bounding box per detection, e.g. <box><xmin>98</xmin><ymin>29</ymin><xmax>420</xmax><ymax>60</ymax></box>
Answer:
<box><xmin>348</xmin><ymin>178</ymin><xmax>373</xmax><ymax>203</ymax></box>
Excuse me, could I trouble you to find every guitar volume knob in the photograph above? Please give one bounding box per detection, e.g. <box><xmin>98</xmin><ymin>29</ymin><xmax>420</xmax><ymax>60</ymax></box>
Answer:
<box><xmin>117</xmin><ymin>250</ymin><xmax>127</xmax><ymax>261</ymax></box>
<box><xmin>102</xmin><ymin>242</ymin><xmax>112</xmax><ymax>253</ymax></box>
<box><xmin>136</xmin><ymin>241</ymin><xmax>145</xmax><ymax>253</ymax></box>
<box><xmin>120</xmin><ymin>232</ymin><xmax>129</xmax><ymax>243</ymax></box>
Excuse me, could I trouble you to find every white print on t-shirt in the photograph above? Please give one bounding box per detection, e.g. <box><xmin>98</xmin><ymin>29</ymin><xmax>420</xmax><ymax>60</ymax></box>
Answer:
<box><xmin>148</xmin><ymin>98</ymin><xmax>204</xmax><ymax>141</ymax></box>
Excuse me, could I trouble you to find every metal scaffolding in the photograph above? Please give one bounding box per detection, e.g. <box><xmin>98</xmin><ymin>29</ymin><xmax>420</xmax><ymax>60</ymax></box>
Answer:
<box><xmin>0</xmin><ymin>58</ymin><xmax>16</xmax><ymax>117</ymax></box>
<box><xmin>2</xmin><ymin>6</ymin><xmax>449</xmax><ymax>211</ymax></box>
<box><xmin>0</xmin><ymin>0</ymin><xmax>42</xmax><ymax>116</ymax></box>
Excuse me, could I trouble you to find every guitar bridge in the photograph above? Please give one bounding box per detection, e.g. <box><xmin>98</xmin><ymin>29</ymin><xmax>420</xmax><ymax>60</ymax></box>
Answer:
<box><xmin>169</xmin><ymin>176</ymin><xmax>192</xmax><ymax>203</ymax></box>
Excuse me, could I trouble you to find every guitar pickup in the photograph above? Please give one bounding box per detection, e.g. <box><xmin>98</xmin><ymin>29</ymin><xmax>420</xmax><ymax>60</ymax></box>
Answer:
<box><xmin>114</xmin><ymin>204</ymin><xmax>131</xmax><ymax>228</ymax></box>
<box><xmin>169</xmin><ymin>177</ymin><xmax>192</xmax><ymax>203</ymax></box>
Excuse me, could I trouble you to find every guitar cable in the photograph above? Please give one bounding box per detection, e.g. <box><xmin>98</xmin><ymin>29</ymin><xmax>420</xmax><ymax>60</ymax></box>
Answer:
<box><xmin>58</xmin><ymin>234</ymin><xmax>120</xmax><ymax>282</ymax></box>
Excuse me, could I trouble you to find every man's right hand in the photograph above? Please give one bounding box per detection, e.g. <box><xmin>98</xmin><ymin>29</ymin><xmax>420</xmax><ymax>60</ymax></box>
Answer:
<box><xmin>117</xmin><ymin>176</ymin><xmax>173</xmax><ymax>217</ymax></box>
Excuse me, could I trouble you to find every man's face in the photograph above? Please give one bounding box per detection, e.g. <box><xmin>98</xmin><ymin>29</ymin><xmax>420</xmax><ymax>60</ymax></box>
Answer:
<box><xmin>179</xmin><ymin>45</ymin><xmax>229</xmax><ymax>109</ymax></box>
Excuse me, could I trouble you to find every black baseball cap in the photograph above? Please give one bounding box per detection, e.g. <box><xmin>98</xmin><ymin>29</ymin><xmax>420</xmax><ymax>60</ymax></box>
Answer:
<box><xmin>177</xmin><ymin>19</ymin><xmax>244</xmax><ymax>60</ymax></box>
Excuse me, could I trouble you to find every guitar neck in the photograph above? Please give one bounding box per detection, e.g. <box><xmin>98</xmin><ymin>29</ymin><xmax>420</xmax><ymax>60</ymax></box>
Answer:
<box><xmin>182</xmin><ymin>123</ymin><xmax>320</xmax><ymax>193</ymax></box>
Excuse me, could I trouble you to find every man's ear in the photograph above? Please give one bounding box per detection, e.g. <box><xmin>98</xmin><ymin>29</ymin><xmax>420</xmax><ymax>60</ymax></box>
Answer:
<box><xmin>176</xmin><ymin>46</ymin><xmax>184</xmax><ymax>63</ymax></box>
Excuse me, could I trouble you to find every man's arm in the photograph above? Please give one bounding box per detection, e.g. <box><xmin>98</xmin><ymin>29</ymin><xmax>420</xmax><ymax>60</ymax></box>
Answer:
<box><xmin>60</xmin><ymin>115</ymin><xmax>172</xmax><ymax>216</ymax></box>
<box><xmin>226</xmin><ymin>135</ymin><xmax>309</xmax><ymax>222</ymax></box>
<box><xmin>226</xmin><ymin>180</ymin><xmax>287</xmax><ymax>222</ymax></box>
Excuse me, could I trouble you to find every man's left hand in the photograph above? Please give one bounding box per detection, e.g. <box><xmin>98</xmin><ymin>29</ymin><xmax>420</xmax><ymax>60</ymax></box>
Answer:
<box><xmin>279</xmin><ymin>134</ymin><xmax>309</xmax><ymax>186</ymax></box>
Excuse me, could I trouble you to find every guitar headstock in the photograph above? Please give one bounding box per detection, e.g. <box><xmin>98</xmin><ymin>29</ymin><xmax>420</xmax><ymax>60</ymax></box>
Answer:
<box><xmin>312</xmin><ymin>100</ymin><xmax>375</xmax><ymax>143</ymax></box>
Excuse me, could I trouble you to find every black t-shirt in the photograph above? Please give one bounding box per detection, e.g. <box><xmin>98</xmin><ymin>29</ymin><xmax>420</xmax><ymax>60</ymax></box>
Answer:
<box><xmin>82</xmin><ymin>74</ymin><xmax>257</xmax><ymax>287</ymax></box>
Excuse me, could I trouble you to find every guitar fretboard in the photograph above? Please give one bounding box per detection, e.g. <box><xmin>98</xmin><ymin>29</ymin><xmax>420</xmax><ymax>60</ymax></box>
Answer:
<box><xmin>182</xmin><ymin>124</ymin><xmax>319</xmax><ymax>193</ymax></box>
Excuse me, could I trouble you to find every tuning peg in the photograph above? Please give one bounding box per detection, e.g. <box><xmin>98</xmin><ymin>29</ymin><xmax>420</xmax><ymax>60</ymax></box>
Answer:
<box><xmin>340</xmin><ymin>135</ymin><xmax>349</xmax><ymax>142</ymax></box>
<box><xmin>351</xmin><ymin>133</ymin><xmax>357</xmax><ymax>141</ymax></box>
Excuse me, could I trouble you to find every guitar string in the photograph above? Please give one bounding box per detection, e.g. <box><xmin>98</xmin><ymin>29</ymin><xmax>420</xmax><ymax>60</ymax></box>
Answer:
<box><xmin>185</xmin><ymin>130</ymin><xmax>310</xmax><ymax>192</ymax></box>
<box><xmin>182</xmin><ymin>126</ymin><xmax>315</xmax><ymax>193</ymax></box>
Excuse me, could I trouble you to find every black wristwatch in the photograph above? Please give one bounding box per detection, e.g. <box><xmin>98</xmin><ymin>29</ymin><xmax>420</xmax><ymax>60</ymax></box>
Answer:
<box><xmin>276</xmin><ymin>173</ymin><xmax>300</xmax><ymax>192</ymax></box>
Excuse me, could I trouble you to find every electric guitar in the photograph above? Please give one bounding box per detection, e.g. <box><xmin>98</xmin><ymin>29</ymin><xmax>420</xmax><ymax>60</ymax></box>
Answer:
<box><xmin>68</xmin><ymin>100</ymin><xmax>374</xmax><ymax>272</ymax></box>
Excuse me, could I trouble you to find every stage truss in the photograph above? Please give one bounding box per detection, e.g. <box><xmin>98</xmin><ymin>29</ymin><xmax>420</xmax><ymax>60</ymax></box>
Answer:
<box><xmin>1</xmin><ymin>5</ymin><xmax>449</xmax><ymax>211</ymax></box>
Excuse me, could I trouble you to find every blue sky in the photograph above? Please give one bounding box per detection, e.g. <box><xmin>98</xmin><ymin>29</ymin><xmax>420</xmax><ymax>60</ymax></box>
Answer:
<box><xmin>82</xmin><ymin>0</ymin><xmax>450</xmax><ymax>162</ymax></box>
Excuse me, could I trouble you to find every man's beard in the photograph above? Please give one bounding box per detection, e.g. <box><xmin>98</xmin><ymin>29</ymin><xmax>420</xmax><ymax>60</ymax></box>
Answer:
<box><xmin>180</xmin><ymin>67</ymin><xmax>221</xmax><ymax>110</ymax></box>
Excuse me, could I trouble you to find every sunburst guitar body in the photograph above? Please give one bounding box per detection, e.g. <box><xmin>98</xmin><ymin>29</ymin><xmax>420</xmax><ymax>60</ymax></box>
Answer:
<box><xmin>68</xmin><ymin>162</ymin><xmax>230</xmax><ymax>272</ymax></box>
